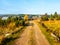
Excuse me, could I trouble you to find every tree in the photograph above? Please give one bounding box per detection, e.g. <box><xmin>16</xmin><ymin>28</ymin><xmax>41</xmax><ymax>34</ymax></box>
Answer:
<box><xmin>54</xmin><ymin>12</ymin><xmax>58</xmax><ymax>18</ymax></box>
<box><xmin>24</xmin><ymin>15</ymin><xmax>28</xmax><ymax>21</ymax></box>
<box><xmin>0</xmin><ymin>18</ymin><xmax>2</xmax><ymax>26</ymax></box>
<box><xmin>19</xmin><ymin>20</ymin><xmax>25</xmax><ymax>26</ymax></box>
<box><xmin>41</xmin><ymin>13</ymin><xmax>48</xmax><ymax>21</ymax></box>
<box><xmin>15</xmin><ymin>21</ymin><xmax>19</xmax><ymax>27</ymax></box>
<box><xmin>50</xmin><ymin>14</ymin><xmax>54</xmax><ymax>20</ymax></box>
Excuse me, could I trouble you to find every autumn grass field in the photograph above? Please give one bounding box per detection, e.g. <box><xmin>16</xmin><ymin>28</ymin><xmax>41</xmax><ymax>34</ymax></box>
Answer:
<box><xmin>36</xmin><ymin>20</ymin><xmax>60</xmax><ymax>45</ymax></box>
<box><xmin>0</xmin><ymin>15</ymin><xmax>27</xmax><ymax>45</ymax></box>
<box><xmin>0</xmin><ymin>14</ymin><xmax>60</xmax><ymax>45</ymax></box>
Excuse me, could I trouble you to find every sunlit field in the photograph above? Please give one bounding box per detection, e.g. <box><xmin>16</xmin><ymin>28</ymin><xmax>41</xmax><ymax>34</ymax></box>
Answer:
<box><xmin>0</xmin><ymin>15</ymin><xmax>27</xmax><ymax>45</ymax></box>
<box><xmin>37</xmin><ymin>13</ymin><xmax>60</xmax><ymax>45</ymax></box>
<box><xmin>0</xmin><ymin>12</ymin><xmax>60</xmax><ymax>45</ymax></box>
<box><xmin>0</xmin><ymin>0</ymin><xmax>60</xmax><ymax>45</ymax></box>
<box><xmin>43</xmin><ymin>20</ymin><xmax>60</xmax><ymax>45</ymax></box>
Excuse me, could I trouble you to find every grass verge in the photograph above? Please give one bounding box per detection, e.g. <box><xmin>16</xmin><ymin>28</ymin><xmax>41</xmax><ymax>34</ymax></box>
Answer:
<box><xmin>36</xmin><ymin>22</ymin><xmax>54</xmax><ymax>45</ymax></box>
<box><xmin>1</xmin><ymin>26</ymin><xmax>26</xmax><ymax>45</ymax></box>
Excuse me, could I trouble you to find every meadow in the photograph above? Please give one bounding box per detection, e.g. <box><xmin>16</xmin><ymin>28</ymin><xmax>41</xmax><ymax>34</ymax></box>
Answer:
<box><xmin>43</xmin><ymin>20</ymin><xmax>60</xmax><ymax>45</ymax></box>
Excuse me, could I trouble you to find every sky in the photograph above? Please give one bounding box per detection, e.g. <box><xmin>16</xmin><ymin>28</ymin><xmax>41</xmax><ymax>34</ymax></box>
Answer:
<box><xmin>0</xmin><ymin>0</ymin><xmax>60</xmax><ymax>14</ymax></box>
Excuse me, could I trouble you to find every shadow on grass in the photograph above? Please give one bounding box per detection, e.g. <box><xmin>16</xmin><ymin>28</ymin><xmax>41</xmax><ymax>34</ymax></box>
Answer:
<box><xmin>1</xmin><ymin>26</ymin><xmax>26</xmax><ymax>45</ymax></box>
<box><xmin>1</xmin><ymin>37</ymin><xmax>19</xmax><ymax>45</ymax></box>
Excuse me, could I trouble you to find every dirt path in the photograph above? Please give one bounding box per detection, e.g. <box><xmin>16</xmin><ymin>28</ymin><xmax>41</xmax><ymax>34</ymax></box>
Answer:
<box><xmin>9</xmin><ymin>21</ymin><xmax>50</xmax><ymax>45</ymax></box>
<box><xmin>33</xmin><ymin>21</ymin><xmax>50</xmax><ymax>45</ymax></box>
<box><xmin>13</xmin><ymin>26</ymin><xmax>32</xmax><ymax>45</ymax></box>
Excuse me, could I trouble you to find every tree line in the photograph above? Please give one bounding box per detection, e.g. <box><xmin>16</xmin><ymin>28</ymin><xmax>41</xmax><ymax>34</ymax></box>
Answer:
<box><xmin>41</xmin><ymin>12</ymin><xmax>60</xmax><ymax>21</ymax></box>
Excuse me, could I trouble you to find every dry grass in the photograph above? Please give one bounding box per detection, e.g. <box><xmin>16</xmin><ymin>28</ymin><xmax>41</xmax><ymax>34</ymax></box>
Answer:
<box><xmin>41</xmin><ymin>20</ymin><xmax>60</xmax><ymax>45</ymax></box>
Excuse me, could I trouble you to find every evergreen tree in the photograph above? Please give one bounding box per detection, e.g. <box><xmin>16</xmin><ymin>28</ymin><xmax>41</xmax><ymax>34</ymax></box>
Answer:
<box><xmin>54</xmin><ymin>12</ymin><xmax>58</xmax><ymax>18</ymax></box>
<box><xmin>50</xmin><ymin>14</ymin><xmax>54</xmax><ymax>20</ymax></box>
<box><xmin>41</xmin><ymin>13</ymin><xmax>48</xmax><ymax>21</ymax></box>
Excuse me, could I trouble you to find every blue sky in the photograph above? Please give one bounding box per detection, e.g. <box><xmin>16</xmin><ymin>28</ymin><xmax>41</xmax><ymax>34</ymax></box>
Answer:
<box><xmin>0</xmin><ymin>0</ymin><xmax>60</xmax><ymax>14</ymax></box>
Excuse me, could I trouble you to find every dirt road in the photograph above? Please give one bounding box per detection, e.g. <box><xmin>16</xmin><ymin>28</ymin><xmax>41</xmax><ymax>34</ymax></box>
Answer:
<box><xmin>10</xmin><ymin>21</ymin><xmax>50</xmax><ymax>45</ymax></box>
<box><xmin>12</xmin><ymin>26</ymin><xmax>32</xmax><ymax>45</ymax></box>
<box><xmin>33</xmin><ymin>21</ymin><xmax>50</xmax><ymax>45</ymax></box>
